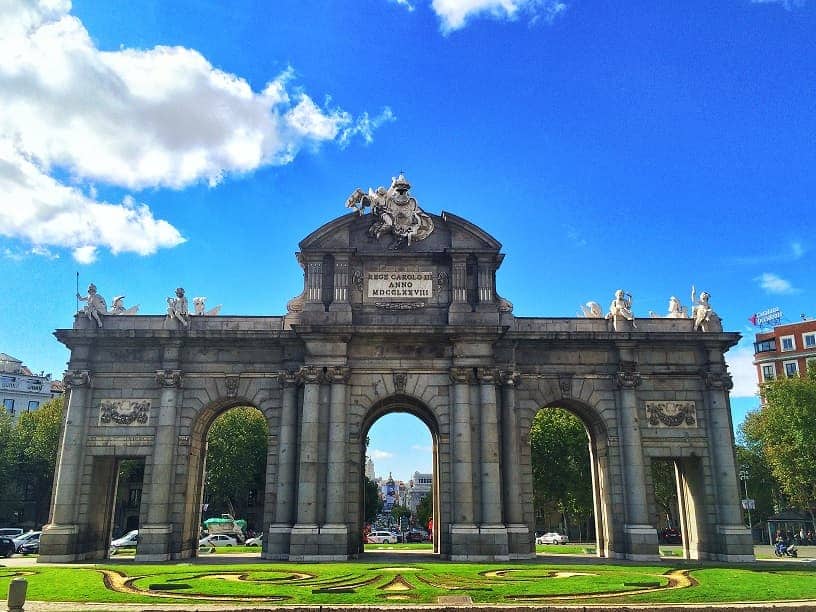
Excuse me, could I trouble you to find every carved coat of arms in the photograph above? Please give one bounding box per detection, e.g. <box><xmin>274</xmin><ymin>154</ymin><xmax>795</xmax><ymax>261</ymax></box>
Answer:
<box><xmin>345</xmin><ymin>173</ymin><xmax>434</xmax><ymax>249</ymax></box>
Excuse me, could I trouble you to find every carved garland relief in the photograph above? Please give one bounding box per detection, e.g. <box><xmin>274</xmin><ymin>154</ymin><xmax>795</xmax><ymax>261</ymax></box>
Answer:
<box><xmin>99</xmin><ymin>399</ymin><xmax>151</xmax><ymax>426</ymax></box>
<box><xmin>645</xmin><ymin>401</ymin><xmax>697</xmax><ymax>428</ymax></box>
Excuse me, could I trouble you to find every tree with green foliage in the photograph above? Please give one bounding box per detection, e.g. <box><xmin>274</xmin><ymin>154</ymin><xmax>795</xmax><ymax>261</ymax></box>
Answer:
<box><xmin>416</xmin><ymin>492</ymin><xmax>433</xmax><ymax>530</ymax></box>
<box><xmin>0</xmin><ymin>397</ymin><xmax>64</xmax><ymax>526</ymax></box>
<box><xmin>529</xmin><ymin>407</ymin><xmax>593</xmax><ymax>537</ymax></box>
<box><xmin>742</xmin><ymin>359</ymin><xmax>816</xmax><ymax>526</ymax></box>
<box><xmin>205</xmin><ymin>407</ymin><xmax>267</xmax><ymax>521</ymax></box>
<box><xmin>734</xmin><ymin>444</ymin><xmax>783</xmax><ymax>526</ymax></box>
<box><xmin>650</xmin><ymin>459</ymin><xmax>678</xmax><ymax>528</ymax></box>
<box><xmin>363</xmin><ymin>475</ymin><xmax>382</xmax><ymax>525</ymax></box>
<box><xmin>391</xmin><ymin>503</ymin><xmax>412</xmax><ymax>524</ymax></box>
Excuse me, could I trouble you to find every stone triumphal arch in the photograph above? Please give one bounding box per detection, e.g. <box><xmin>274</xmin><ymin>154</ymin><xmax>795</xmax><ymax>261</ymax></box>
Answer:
<box><xmin>39</xmin><ymin>175</ymin><xmax>753</xmax><ymax>563</ymax></box>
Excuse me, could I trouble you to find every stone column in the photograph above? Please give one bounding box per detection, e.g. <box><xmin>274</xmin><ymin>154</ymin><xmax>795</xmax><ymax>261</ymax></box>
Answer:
<box><xmin>449</xmin><ymin>255</ymin><xmax>470</xmax><ymax>316</ymax></box>
<box><xmin>614</xmin><ymin>355</ymin><xmax>659</xmax><ymax>560</ymax></box>
<box><xmin>321</xmin><ymin>366</ymin><xmax>350</xmax><ymax>558</ymax></box>
<box><xmin>703</xmin><ymin>350</ymin><xmax>754</xmax><ymax>561</ymax></box>
<box><xmin>39</xmin><ymin>368</ymin><xmax>91</xmax><ymax>562</ymax></box>
<box><xmin>290</xmin><ymin>365</ymin><xmax>322</xmax><ymax>559</ymax></box>
<box><xmin>499</xmin><ymin>370</ymin><xmax>530</xmax><ymax>558</ymax></box>
<box><xmin>476</xmin><ymin>258</ymin><xmax>494</xmax><ymax>305</ymax></box>
<box><xmin>266</xmin><ymin>370</ymin><xmax>300</xmax><ymax>559</ymax></box>
<box><xmin>477</xmin><ymin>368</ymin><xmax>508</xmax><ymax>558</ymax></box>
<box><xmin>450</xmin><ymin>367</ymin><xmax>478</xmax><ymax>559</ymax></box>
<box><xmin>136</xmin><ymin>367</ymin><xmax>181</xmax><ymax>561</ymax></box>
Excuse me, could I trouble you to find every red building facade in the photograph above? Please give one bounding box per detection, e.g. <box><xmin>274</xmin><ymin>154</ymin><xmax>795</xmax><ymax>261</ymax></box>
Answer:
<box><xmin>753</xmin><ymin>319</ymin><xmax>816</xmax><ymax>384</ymax></box>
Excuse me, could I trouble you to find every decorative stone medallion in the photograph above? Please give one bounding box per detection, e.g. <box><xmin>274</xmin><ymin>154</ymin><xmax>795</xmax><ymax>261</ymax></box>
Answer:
<box><xmin>99</xmin><ymin>399</ymin><xmax>150</xmax><ymax>426</ymax></box>
<box><xmin>645</xmin><ymin>401</ymin><xmax>696</xmax><ymax>428</ymax></box>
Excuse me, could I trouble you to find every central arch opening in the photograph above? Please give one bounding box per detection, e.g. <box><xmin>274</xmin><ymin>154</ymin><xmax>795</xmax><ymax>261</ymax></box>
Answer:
<box><xmin>359</xmin><ymin>396</ymin><xmax>441</xmax><ymax>556</ymax></box>
<box><xmin>529</xmin><ymin>402</ymin><xmax>611</xmax><ymax>557</ymax></box>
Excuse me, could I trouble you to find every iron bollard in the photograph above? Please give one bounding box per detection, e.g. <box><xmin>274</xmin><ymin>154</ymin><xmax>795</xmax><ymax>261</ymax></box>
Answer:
<box><xmin>7</xmin><ymin>577</ymin><xmax>27</xmax><ymax>612</ymax></box>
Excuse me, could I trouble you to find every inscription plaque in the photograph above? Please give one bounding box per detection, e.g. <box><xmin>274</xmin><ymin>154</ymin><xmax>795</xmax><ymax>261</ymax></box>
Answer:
<box><xmin>367</xmin><ymin>271</ymin><xmax>433</xmax><ymax>298</ymax></box>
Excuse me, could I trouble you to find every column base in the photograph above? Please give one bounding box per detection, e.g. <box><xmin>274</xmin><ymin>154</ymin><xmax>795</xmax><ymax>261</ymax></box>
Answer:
<box><xmin>506</xmin><ymin>523</ymin><xmax>534</xmax><ymax>559</ymax></box>
<box><xmin>134</xmin><ymin>523</ymin><xmax>173</xmax><ymax>562</ymax></box>
<box><xmin>623</xmin><ymin>524</ymin><xmax>660</xmax><ymax>561</ymax></box>
<box><xmin>264</xmin><ymin>524</ymin><xmax>292</xmax><ymax>560</ymax></box>
<box><xmin>713</xmin><ymin>525</ymin><xmax>755</xmax><ymax>562</ymax></box>
<box><xmin>38</xmin><ymin>523</ymin><xmax>80</xmax><ymax>563</ymax></box>
<box><xmin>289</xmin><ymin>524</ymin><xmax>349</xmax><ymax>561</ymax></box>
<box><xmin>450</xmin><ymin>524</ymin><xmax>510</xmax><ymax>561</ymax></box>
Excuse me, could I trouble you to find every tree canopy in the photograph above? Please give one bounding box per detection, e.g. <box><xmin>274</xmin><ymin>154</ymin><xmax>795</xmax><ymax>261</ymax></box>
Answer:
<box><xmin>0</xmin><ymin>396</ymin><xmax>64</xmax><ymax>526</ymax></box>
<box><xmin>529</xmin><ymin>407</ymin><xmax>593</xmax><ymax>534</ymax></box>
<box><xmin>205</xmin><ymin>406</ymin><xmax>267</xmax><ymax>521</ymax></box>
<box><xmin>741</xmin><ymin>359</ymin><xmax>816</xmax><ymax>521</ymax></box>
<box><xmin>416</xmin><ymin>492</ymin><xmax>432</xmax><ymax>530</ymax></box>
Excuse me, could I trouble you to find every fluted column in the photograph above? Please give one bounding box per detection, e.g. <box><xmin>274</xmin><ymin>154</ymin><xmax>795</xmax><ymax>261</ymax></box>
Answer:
<box><xmin>477</xmin><ymin>368</ymin><xmax>503</xmax><ymax>526</ymax></box>
<box><xmin>137</xmin><ymin>367</ymin><xmax>181</xmax><ymax>561</ymax></box>
<box><xmin>325</xmin><ymin>366</ymin><xmax>350</xmax><ymax>526</ymax></box>
<box><xmin>450</xmin><ymin>367</ymin><xmax>475</xmax><ymax>526</ymax></box>
<box><xmin>615</xmin><ymin>353</ymin><xmax>658</xmax><ymax>560</ymax></box>
<box><xmin>274</xmin><ymin>370</ymin><xmax>300</xmax><ymax>525</ymax></box>
<box><xmin>499</xmin><ymin>371</ymin><xmax>524</xmax><ymax>525</ymax></box>
<box><xmin>295</xmin><ymin>366</ymin><xmax>322</xmax><ymax>527</ymax></box>
<box><xmin>39</xmin><ymin>368</ymin><xmax>91</xmax><ymax>561</ymax></box>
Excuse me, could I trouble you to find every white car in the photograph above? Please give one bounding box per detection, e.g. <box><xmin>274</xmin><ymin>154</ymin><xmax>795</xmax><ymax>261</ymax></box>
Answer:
<box><xmin>367</xmin><ymin>530</ymin><xmax>397</xmax><ymax>544</ymax></box>
<box><xmin>199</xmin><ymin>533</ymin><xmax>238</xmax><ymax>547</ymax></box>
<box><xmin>12</xmin><ymin>531</ymin><xmax>41</xmax><ymax>553</ymax></box>
<box><xmin>245</xmin><ymin>535</ymin><xmax>262</xmax><ymax>546</ymax></box>
<box><xmin>536</xmin><ymin>532</ymin><xmax>569</xmax><ymax>545</ymax></box>
<box><xmin>110</xmin><ymin>529</ymin><xmax>139</xmax><ymax>554</ymax></box>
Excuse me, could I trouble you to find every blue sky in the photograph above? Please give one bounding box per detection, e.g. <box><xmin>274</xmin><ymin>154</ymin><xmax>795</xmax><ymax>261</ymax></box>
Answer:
<box><xmin>2</xmin><ymin>0</ymin><xmax>814</xmax><ymax>482</ymax></box>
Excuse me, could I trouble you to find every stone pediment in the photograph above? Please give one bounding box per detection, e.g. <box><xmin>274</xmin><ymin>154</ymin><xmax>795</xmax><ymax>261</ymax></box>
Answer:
<box><xmin>298</xmin><ymin>211</ymin><xmax>501</xmax><ymax>255</ymax></box>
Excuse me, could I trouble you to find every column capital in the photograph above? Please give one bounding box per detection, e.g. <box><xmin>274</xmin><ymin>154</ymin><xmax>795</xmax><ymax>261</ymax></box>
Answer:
<box><xmin>278</xmin><ymin>369</ymin><xmax>302</xmax><ymax>387</ymax></box>
<box><xmin>326</xmin><ymin>366</ymin><xmax>351</xmax><ymax>384</ymax></box>
<box><xmin>498</xmin><ymin>370</ymin><xmax>522</xmax><ymax>387</ymax></box>
<box><xmin>703</xmin><ymin>369</ymin><xmax>733</xmax><ymax>390</ymax></box>
<box><xmin>63</xmin><ymin>369</ymin><xmax>91</xmax><ymax>389</ymax></box>
<box><xmin>476</xmin><ymin>367</ymin><xmax>499</xmax><ymax>385</ymax></box>
<box><xmin>155</xmin><ymin>369</ymin><xmax>183</xmax><ymax>389</ymax></box>
<box><xmin>298</xmin><ymin>365</ymin><xmax>324</xmax><ymax>384</ymax></box>
<box><xmin>450</xmin><ymin>366</ymin><xmax>475</xmax><ymax>384</ymax></box>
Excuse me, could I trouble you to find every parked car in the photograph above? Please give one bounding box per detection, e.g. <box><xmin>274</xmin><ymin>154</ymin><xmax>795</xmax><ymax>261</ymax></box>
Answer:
<box><xmin>110</xmin><ymin>529</ymin><xmax>139</xmax><ymax>554</ymax></box>
<box><xmin>366</xmin><ymin>530</ymin><xmax>398</xmax><ymax>544</ymax></box>
<box><xmin>659</xmin><ymin>528</ymin><xmax>681</xmax><ymax>544</ymax></box>
<box><xmin>406</xmin><ymin>529</ymin><xmax>428</xmax><ymax>543</ymax></box>
<box><xmin>245</xmin><ymin>535</ymin><xmax>263</xmax><ymax>546</ymax></box>
<box><xmin>0</xmin><ymin>528</ymin><xmax>23</xmax><ymax>538</ymax></box>
<box><xmin>198</xmin><ymin>534</ymin><xmax>238</xmax><ymax>547</ymax></box>
<box><xmin>12</xmin><ymin>531</ymin><xmax>41</xmax><ymax>553</ymax></box>
<box><xmin>18</xmin><ymin>539</ymin><xmax>39</xmax><ymax>555</ymax></box>
<box><xmin>536</xmin><ymin>532</ymin><xmax>569</xmax><ymax>545</ymax></box>
<box><xmin>0</xmin><ymin>536</ymin><xmax>15</xmax><ymax>557</ymax></box>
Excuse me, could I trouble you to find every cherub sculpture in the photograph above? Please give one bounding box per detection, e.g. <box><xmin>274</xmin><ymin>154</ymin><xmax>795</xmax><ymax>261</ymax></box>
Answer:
<box><xmin>77</xmin><ymin>283</ymin><xmax>106</xmax><ymax>328</ymax></box>
<box><xmin>193</xmin><ymin>297</ymin><xmax>222</xmax><ymax>316</ymax></box>
<box><xmin>166</xmin><ymin>287</ymin><xmax>189</xmax><ymax>327</ymax></box>
<box><xmin>580</xmin><ymin>301</ymin><xmax>604</xmax><ymax>318</ymax></box>
<box><xmin>607</xmin><ymin>289</ymin><xmax>637</xmax><ymax>331</ymax></box>
<box><xmin>110</xmin><ymin>296</ymin><xmax>140</xmax><ymax>315</ymax></box>
<box><xmin>649</xmin><ymin>296</ymin><xmax>688</xmax><ymax>319</ymax></box>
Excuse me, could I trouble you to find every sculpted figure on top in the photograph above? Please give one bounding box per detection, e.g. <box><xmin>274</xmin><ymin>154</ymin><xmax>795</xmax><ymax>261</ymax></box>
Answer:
<box><xmin>345</xmin><ymin>173</ymin><xmax>434</xmax><ymax>249</ymax></box>
<box><xmin>77</xmin><ymin>283</ymin><xmax>107</xmax><ymax>328</ymax></box>
<box><xmin>607</xmin><ymin>289</ymin><xmax>637</xmax><ymax>331</ymax></box>
<box><xmin>691</xmin><ymin>286</ymin><xmax>721</xmax><ymax>332</ymax></box>
<box><xmin>166</xmin><ymin>287</ymin><xmax>189</xmax><ymax>327</ymax></box>
<box><xmin>650</xmin><ymin>296</ymin><xmax>688</xmax><ymax>319</ymax></box>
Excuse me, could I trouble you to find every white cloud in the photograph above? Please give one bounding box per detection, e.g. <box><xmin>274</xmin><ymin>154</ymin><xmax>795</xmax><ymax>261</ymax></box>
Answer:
<box><xmin>389</xmin><ymin>0</ymin><xmax>416</xmax><ymax>11</ymax></box>
<box><xmin>0</xmin><ymin>1</ymin><xmax>390</xmax><ymax>261</ymax></box>
<box><xmin>754</xmin><ymin>272</ymin><xmax>799</xmax><ymax>295</ymax></box>
<box><xmin>411</xmin><ymin>444</ymin><xmax>433</xmax><ymax>452</ymax></box>
<box><xmin>369</xmin><ymin>449</ymin><xmax>394</xmax><ymax>460</ymax></box>
<box><xmin>728</xmin><ymin>241</ymin><xmax>806</xmax><ymax>265</ymax></box>
<box><xmin>0</xmin><ymin>143</ymin><xmax>185</xmax><ymax>263</ymax></box>
<box><xmin>726</xmin><ymin>342</ymin><xmax>760</xmax><ymax>399</ymax></box>
<box><xmin>431</xmin><ymin>0</ymin><xmax>567</xmax><ymax>32</ymax></box>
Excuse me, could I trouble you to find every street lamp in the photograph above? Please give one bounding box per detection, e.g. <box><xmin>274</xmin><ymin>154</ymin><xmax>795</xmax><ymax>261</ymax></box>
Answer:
<box><xmin>738</xmin><ymin>467</ymin><xmax>752</xmax><ymax>531</ymax></box>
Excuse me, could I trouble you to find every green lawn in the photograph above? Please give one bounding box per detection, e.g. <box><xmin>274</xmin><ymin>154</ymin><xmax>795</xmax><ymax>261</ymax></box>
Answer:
<box><xmin>1</xmin><ymin>561</ymin><xmax>815</xmax><ymax>605</ymax></box>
